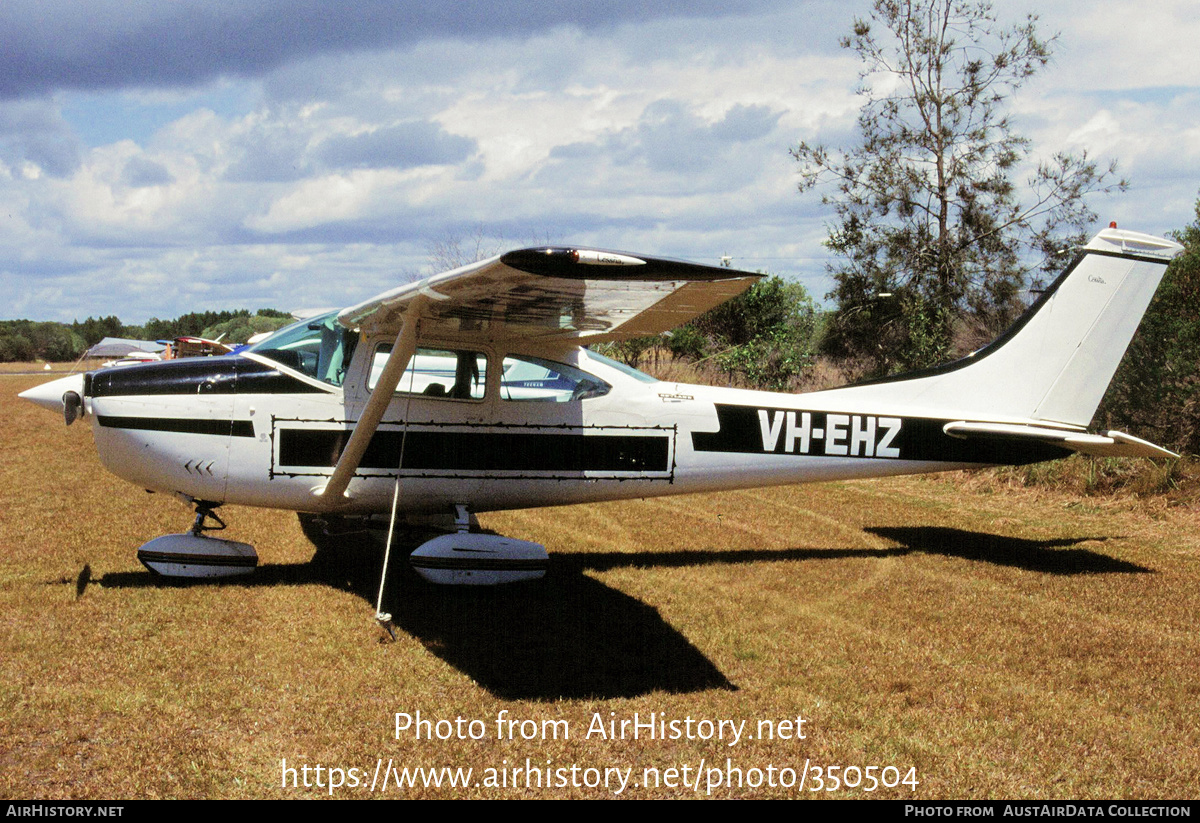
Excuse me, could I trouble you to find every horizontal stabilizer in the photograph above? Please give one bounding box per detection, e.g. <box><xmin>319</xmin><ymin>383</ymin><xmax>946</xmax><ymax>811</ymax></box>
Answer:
<box><xmin>943</xmin><ymin>421</ymin><xmax>1177</xmax><ymax>460</ymax></box>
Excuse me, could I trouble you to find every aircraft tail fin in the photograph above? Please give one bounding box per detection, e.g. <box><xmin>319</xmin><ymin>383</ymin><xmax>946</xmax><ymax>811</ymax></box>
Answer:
<box><xmin>820</xmin><ymin>228</ymin><xmax>1183</xmax><ymax>428</ymax></box>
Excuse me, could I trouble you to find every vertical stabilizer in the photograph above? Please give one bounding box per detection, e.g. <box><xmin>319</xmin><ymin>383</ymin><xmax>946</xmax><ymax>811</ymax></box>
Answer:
<box><xmin>1029</xmin><ymin>230</ymin><xmax>1182</xmax><ymax>424</ymax></box>
<box><xmin>814</xmin><ymin>228</ymin><xmax>1183</xmax><ymax>426</ymax></box>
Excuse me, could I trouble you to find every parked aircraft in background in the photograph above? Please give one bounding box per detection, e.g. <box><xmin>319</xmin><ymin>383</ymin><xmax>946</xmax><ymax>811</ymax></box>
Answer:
<box><xmin>85</xmin><ymin>335</ymin><xmax>234</xmax><ymax>367</ymax></box>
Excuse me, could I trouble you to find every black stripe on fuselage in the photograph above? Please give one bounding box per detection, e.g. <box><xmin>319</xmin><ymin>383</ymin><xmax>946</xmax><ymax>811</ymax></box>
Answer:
<box><xmin>87</xmin><ymin>356</ymin><xmax>327</xmax><ymax>397</ymax></box>
<box><xmin>98</xmin><ymin>416</ymin><xmax>254</xmax><ymax>437</ymax></box>
<box><xmin>278</xmin><ymin>428</ymin><xmax>670</xmax><ymax>473</ymax></box>
<box><xmin>691</xmin><ymin>404</ymin><xmax>1070</xmax><ymax>465</ymax></box>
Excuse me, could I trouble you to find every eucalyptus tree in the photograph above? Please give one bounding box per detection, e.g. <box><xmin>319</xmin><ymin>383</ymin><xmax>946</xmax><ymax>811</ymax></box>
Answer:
<box><xmin>794</xmin><ymin>0</ymin><xmax>1125</xmax><ymax>374</ymax></box>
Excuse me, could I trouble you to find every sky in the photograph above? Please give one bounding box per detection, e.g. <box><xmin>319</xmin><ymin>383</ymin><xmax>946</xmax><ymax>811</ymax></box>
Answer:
<box><xmin>2</xmin><ymin>0</ymin><xmax>1198</xmax><ymax>323</ymax></box>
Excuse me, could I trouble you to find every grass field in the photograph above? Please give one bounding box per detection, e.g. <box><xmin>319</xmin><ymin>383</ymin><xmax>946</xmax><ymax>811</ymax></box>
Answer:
<box><xmin>2</xmin><ymin>372</ymin><xmax>1198</xmax><ymax>799</ymax></box>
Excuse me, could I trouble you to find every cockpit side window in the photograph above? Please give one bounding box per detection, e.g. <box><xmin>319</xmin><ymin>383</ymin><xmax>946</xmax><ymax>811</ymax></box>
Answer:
<box><xmin>500</xmin><ymin>355</ymin><xmax>610</xmax><ymax>402</ymax></box>
<box><xmin>369</xmin><ymin>344</ymin><xmax>487</xmax><ymax>400</ymax></box>
<box><xmin>246</xmin><ymin>311</ymin><xmax>358</xmax><ymax>387</ymax></box>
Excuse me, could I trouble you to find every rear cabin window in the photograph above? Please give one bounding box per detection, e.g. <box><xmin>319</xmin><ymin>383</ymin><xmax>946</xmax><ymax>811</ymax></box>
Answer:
<box><xmin>370</xmin><ymin>345</ymin><xmax>487</xmax><ymax>400</ymax></box>
<box><xmin>500</xmin><ymin>355</ymin><xmax>610</xmax><ymax>402</ymax></box>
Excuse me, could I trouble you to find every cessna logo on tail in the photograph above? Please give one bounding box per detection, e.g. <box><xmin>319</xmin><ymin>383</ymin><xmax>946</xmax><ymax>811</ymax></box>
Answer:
<box><xmin>757</xmin><ymin>410</ymin><xmax>902</xmax><ymax>457</ymax></box>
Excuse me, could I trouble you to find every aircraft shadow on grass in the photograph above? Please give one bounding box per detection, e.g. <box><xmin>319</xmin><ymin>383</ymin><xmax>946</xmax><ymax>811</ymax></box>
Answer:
<box><xmin>864</xmin><ymin>526</ymin><xmax>1152</xmax><ymax>575</ymax></box>
<box><xmin>97</xmin><ymin>526</ymin><xmax>1149</xmax><ymax>700</ymax></box>
<box><xmin>100</xmin><ymin>539</ymin><xmax>738</xmax><ymax>701</ymax></box>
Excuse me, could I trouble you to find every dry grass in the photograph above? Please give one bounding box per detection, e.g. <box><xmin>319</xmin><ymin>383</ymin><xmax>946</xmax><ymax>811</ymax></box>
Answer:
<box><xmin>0</xmin><ymin>358</ymin><xmax>117</xmax><ymax>376</ymax></box>
<box><xmin>3</xmin><ymin>372</ymin><xmax>1199</xmax><ymax>799</ymax></box>
<box><xmin>0</xmin><ymin>361</ymin><xmax>89</xmax><ymax>375</ymax></box>
<box><xmin>981</xmin><ymin>455</ymin><xmax>1200</xmax><ymax>505</ymax></box>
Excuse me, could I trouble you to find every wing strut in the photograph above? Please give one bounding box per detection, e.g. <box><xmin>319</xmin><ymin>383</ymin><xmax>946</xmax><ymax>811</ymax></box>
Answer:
<box><xmin>316</xmin><ymin>296</ymin><xmax>428</xmax><ymax>503</ymax></box>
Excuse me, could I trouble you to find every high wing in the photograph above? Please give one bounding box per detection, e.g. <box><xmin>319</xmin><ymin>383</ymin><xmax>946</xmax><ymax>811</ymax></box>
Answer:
<box><xmin>319</xmin><ymin>247</ymin><xmax>760</xmax><ymax>502</ymax></box>
<box><xmin>337</xmin><ymin>247</ymin><xmax>761</xmax><ymax>342</ymax></box>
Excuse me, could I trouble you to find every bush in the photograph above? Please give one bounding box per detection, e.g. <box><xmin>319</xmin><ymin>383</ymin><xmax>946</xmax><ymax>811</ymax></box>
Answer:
<box><xmin>688</xmin><ymin>276</ymin><xmax>820</xmax><ymax>390</ymax></box>
<box><xmin>1097</xmin><ymin>197</ymin><xmax>1200</xmax><ymax>455</ymax></box>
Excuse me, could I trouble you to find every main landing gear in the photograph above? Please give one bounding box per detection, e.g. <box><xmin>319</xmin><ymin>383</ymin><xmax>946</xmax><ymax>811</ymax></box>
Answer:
<box><xmin>408</xmin><ymin>504</ymin><xmax>548</xmax><ymax>586</ymax></box>
<box><xmin>136</xmin><ymin>500</ymin><xmax>258</xmax><ymax>578</ymax></box>
<box><xmin>298</xmin><ymin>506</ymin><xmax>549</xmax><ymax>586</ymax></box>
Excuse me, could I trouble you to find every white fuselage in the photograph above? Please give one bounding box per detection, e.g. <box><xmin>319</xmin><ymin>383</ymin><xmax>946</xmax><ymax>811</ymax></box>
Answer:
<box><xmin>80</xmin><ymin>342</ymin><xmax>1055</xmax><ymax>519</ymax></box>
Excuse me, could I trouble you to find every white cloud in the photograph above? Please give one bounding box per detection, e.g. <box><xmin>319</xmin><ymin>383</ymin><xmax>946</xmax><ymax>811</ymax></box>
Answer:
<box><xmin>0</xmin><ymin>2</ymin><xmax>1197</xmax><ymax>321</ymax></box>
<box><xmin>247</xmin><ymin>169</ymin><xmax>407</xmax><ymax>233</ymax></box>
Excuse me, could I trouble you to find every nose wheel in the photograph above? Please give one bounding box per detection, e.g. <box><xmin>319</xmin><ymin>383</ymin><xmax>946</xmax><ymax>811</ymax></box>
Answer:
<box><xmin>136</xmin><ymin>501</ymin><xmax>258</xmax><ymax>578</ymax></box>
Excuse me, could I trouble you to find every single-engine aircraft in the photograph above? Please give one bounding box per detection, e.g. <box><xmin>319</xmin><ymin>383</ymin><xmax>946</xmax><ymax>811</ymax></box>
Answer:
<box><xmin>19</xmin><ymin>227</ymin><xmax>1183</xmax><ymax>586</ymax></box>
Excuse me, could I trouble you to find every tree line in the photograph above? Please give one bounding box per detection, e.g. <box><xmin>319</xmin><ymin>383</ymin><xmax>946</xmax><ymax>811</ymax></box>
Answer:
<box><xmin>0</xmin><ymin>308</ymin><xmax>291</xmax><ymax>363</ymax></box>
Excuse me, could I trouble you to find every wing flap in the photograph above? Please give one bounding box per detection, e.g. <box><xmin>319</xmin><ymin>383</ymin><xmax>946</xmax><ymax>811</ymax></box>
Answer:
<box><xmin>943</xmin><ymin>421</ymin><xmax>1177</xmax><ymax>459</ymax></box>
<box><xmin>338</xmin><ymin>248</ymin><xmax>760</xmax><ymax>342</ymax></box>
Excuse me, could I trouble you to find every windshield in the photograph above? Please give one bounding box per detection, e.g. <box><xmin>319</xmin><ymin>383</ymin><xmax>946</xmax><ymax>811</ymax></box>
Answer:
<box><xmin>245</xmin><ymin>310</ymin><xmax>358</xmax><ymax>387</ymax></box>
